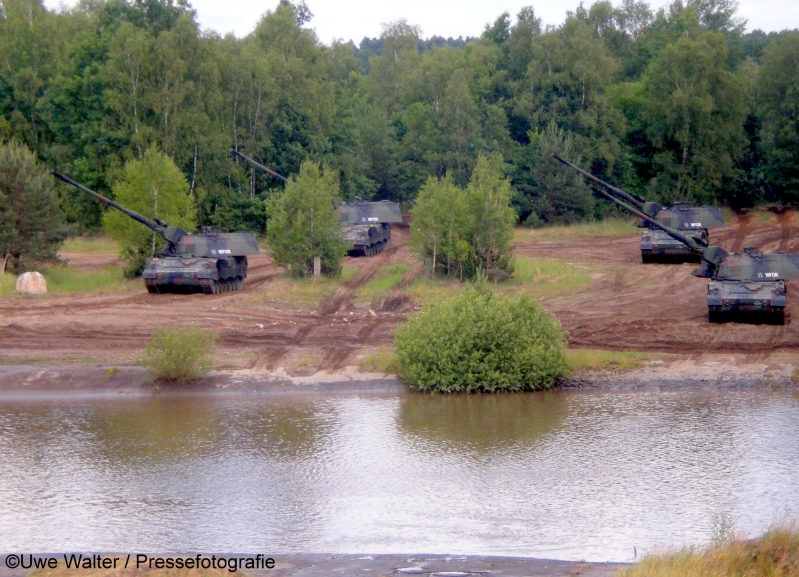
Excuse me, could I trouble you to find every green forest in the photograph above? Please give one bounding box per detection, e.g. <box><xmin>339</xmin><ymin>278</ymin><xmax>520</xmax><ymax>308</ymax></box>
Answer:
<box><xmin>1</xmin><ymin>0</ymin><xmax>798</xmax><ymax>235</ymax></box>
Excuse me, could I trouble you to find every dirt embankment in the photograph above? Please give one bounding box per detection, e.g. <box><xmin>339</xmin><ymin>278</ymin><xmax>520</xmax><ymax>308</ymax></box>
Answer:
<box><xmin>3</xmin><ymin>215</ymin><xmax>799</xmax><ymax>382</ymax></box>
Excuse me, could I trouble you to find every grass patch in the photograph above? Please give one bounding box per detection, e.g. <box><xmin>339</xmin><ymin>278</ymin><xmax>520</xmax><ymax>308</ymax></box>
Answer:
<box><xmin>620</xmin><ymin>524</ymin><xmax>799</xmax><ymax>577</ymax></box>
<box><xmin>359</xmin><ymin>348</ymin><xmax>401</xmax><ymax>374</ymax></box>
<box><xmin>511</xmin><ymin>257</ymin><xmax>592</xmax><ymax>297</ymax></box>
<box><xmin>0</xmin><ymin>267</ymin><xmax>140</xmax><ymax>295</ymax></box>
<box><xmin>255</xmin><ymin>277</ymin><xmax>340</xmax><ymax>306</ymax></box>
<box><xmin>250</xmin><ymin>267</ymin><xmax>356</xmax><ymax>308</ymax></box>
<box><xmin>0</xmin><ymin>273</ymin><xmax>15</xmax><ymax>294</ymax></box>
<box><xmin>340</xmin><ymin>266</ymin><xmax>358</xmax><ymax>283</ymax></box>
<box><xmin>142</xmin><ymin>326</ymin><xmax>218</xmax><ymax>383</ymax></box>
<box><xmin>356</xmin><ymin>263</ymin><xmax>411</xmax><ymax>303</ymax></box>
<box><xmin>402</xmin><ymin>258</ymin><xmax>593</xmax><ymax>305</ymax></box>
<box><xmin>566</xmin><ymin>349</ymin><xmax>650</xmax><ymax>373</ymax></box>
<box><xmin>516</xmin><ymin>218</ymin><xmax>637</xmax><ymax>243</ymax></box>
<box><xmin>402</xmin><ymin>276</ymin><xmax>469</xmax><ymax>306</ymax></box>
<box><xmin>61</xmin><ymin>235</ymin><xmax>120</xmax><ymax>254</ymax></box>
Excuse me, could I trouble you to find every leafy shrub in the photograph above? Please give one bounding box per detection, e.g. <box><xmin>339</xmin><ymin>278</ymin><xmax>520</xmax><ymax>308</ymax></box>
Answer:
<box><xmin>143</xmin><ymin>326</ymin><xmax>218</xmax><ymax>383</ymax></box>
<box><xmin>265</xmin><ymin>161</ymin><xmax>348</xmax><ymax>277</ymax></box>
<box><xmin>409</xmin><ymin>154</ymin><xmax>516</xmax><ymax>280</ymax></box>
<box><xmin>104</xmin><ymin>147</ymin><xmax>197</xmax><ymax>278</ymax></box>
<box><xmin>394</xmin><ymin>289</ymin><xmax>567</xmax><ymax>392</ymax></box>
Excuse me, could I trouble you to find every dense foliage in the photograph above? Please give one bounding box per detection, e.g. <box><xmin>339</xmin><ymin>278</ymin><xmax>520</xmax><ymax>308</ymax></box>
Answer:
<box><xmin>409</xmin><ymin>153</ymin><xmax>516</xmax><ymax>279</ymax></box>
<box><xmin>0</xmin><ymin>141</ymin><xmax>68</xmax><ymax>273</ymax></box>
<box><xmin>265</xmin><ymin>161</ymin><xmax>347</xmax><ymax>276</ymax></box>
<box><xmin>394</xmin><ymin>289</ymin><xmax>567</xmax><ymax>392</ymax></box>
<box><xmin>143</xmin><ymin>325</ymin><xmax>217</xmax><ymax>382</ymax></box>
<box><xmin>105</xmin><ymin>146</ymin><xmax>196</xmax><ymax>276</ymax></box>
<box><xmin>3</xmin><ymin>0</ymin><xmax>799</xmax><ymax>234</ymax></box>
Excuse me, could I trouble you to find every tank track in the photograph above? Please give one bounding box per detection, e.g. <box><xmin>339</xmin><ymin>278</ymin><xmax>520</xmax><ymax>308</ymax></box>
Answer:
<box><xmin>199</xmin><ymin>277</ymin><xmax>245</xmax><ymax>294</ymax></box>
<box><xmin>360</xmin><ymin>240</ymin><xmax>387</xmax><ymax>257</ymax></box>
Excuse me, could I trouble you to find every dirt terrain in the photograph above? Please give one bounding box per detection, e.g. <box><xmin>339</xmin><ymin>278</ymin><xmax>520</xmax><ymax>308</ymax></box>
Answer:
<box><xmin>0</xmin><ymin>226</ymin><xmax>419</xmax><ymax>372</ymax></box>
<box><xmin>521</xmin><ymin>213</ymin><xmax>799</xmax><ymax>355</ymax></box>
<box><xmin>3</xmin><ymin>215</ymin><xmax>799</xmax><ymax>375</ymax></box>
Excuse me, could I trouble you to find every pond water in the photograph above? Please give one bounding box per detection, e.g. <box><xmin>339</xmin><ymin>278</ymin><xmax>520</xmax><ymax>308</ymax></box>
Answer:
<box><xmin>1</xmin><ymin>388</ymin><xmax>799</xmax><ymax>561</ymax></box>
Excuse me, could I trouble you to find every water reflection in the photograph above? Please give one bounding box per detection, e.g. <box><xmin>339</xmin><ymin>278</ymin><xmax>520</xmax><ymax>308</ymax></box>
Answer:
<box><xmin>0</xmin><ymin>389</ymin><xmax>798</xmax><ymax>561</ymax></box>
<box><xmin>397</xmin><ymin>391</ymin><xmax>568</xmax><ymax>453</ymax></box>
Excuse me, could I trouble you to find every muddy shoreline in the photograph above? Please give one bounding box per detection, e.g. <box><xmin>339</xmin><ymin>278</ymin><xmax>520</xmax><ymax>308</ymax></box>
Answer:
<box><xmin>1</xmin><ymin>353</ymin><xmax>796</xmax><ymax>400</ymax></box>
<box><xmin>0</xmin><ymin>553</ymin><xmax>628</xmax><ymax>577</ymax></box>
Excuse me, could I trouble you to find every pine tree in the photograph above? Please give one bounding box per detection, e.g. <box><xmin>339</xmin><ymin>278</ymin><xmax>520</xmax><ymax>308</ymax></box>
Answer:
<box><xmin>0</xmin><ymin>141</ymin><xmax>69</xmax><ymax>273</ymax></box>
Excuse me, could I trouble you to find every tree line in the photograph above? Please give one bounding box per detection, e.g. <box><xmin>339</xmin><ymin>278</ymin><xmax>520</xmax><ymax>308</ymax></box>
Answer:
<box><xmin>2</xmin><ymin>0</ymin><xmax>798</xmax><ymax>237</ymax></box>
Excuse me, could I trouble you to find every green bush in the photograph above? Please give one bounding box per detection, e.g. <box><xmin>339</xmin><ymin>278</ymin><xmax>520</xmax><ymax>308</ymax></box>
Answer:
<box><xmin>142</xmin><ymin>326</ymin><xmax>218</xmax><ymax>383</ymax></box>
<box><xmin>394</xmin><ymin>289</ymin><xmax>567</xmax><ymax>392</ymax></box>
<box><xmin>265</xmin><ymin>161</ymin><xmax>348</xmax><ymax>277</ymax></box>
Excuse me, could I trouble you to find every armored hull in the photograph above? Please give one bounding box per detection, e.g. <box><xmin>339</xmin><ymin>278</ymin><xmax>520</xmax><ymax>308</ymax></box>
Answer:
<box><xmin>143</xmin><ymin>255</ymin><xmax>248</xmax><ymax>294</ymax></box>
<box><xmin>641</xmin><ymin>229</ymin><xmax>706</xmax><ymax>263</ymax></box>
<box><xmin>343</xmin><ymin>223</ymin><xmax>391</xmax><ymax>256</ymax></box>
<box><xmin>707</xmin><ymin>279</ymin><xmax>786</xmax><ymax>323</ymax></box>
<box><xmin>339</xmin><ymin>200</ymin><xmax>402</xmax><ymax>257</ymax></box>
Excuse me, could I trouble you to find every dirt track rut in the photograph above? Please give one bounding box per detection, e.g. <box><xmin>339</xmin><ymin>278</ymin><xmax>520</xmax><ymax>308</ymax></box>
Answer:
<box><xmin>5</xmin><ymin>216</ymin><xmax>799</xmax><ymax>370</ymax></box>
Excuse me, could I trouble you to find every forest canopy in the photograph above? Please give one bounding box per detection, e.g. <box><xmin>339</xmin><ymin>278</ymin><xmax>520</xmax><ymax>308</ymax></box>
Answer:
<box><xmin>1</xmin><ymin>0</ymin><xmax>797</xmax><ymax>235</ymax></box>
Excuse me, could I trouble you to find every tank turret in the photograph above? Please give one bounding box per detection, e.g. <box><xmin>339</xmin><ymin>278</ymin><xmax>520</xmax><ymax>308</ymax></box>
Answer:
<box><xmin>551</xmin><ymin>153</ymin><xmax>799</xmax><ymax>324</ymax></box>
<box><xmin>51</xmin><ymin>172</ymin><xmax>259</xmax><ymax>294</ymax></box>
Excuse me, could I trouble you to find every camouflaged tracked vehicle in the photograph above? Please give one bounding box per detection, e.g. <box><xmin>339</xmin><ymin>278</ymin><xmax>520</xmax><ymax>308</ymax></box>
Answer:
<box><xmin>552</xmin><ymin>154</ymin><xmax>799</xmax><ymax>324</ymax></box>
<box><xmin>230</xmin><ymin>149</ymin><xmax>403</xmax><ymax>257</ymax></box>
<box><xmin>638</xmin><ymin>202</ymin><xmax>724</xmax><ymax>263</ymax></box>
<box><xmin>557</xmin><ymin>165</ymin><xmax>724</xmax><ymax>263</ymax></box>
<box><xmin>52</xmin><ymin>172</ymin><xmax>259</xmax><ymax>294</ymax></box>
<box><xmin>338</xmin><ymin>200</ymin><xmax>402</xmax><ymax>256</ymax></box>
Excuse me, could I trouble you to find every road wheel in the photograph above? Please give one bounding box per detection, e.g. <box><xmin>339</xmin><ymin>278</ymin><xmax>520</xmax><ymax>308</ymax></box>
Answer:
<box><xmin>235</xmin><ymin>277</ymin><xmax>243</xmax><ymax>290</ymax></box>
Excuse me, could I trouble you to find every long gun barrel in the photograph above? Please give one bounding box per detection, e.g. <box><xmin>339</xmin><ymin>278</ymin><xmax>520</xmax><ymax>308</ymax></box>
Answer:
<box><xmin>229</xmin><ymin>149</ymin><xmax>288</xmax><ymax>183</ymax></box>
<box><xmin>587</xmin><ymin>185</ymin><xmax>704</xmax><ymax>252</ymax></box>
<box><xmin>551</xmin><ymin>153</ymin><xmax>647</xmax><ymax>210</ymax></box>
<box><xmin>550</xmin><ymin>155</ymin><xmax>727</xmax><ymax>272</ymax></box>
<box><xmin>51</xmin><ymin>171</ymin><xmax>166</xmax><ymax>235</ymax></box>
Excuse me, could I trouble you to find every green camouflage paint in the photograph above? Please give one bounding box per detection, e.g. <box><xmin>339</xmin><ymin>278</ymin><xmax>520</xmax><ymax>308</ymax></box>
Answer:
<box><xmin>51</xmin><ymin>172</ymin><xmax>259</xmax><ymax>294</ymax></box>
<box><xmin>551</xmin><ymin>153</ymin><xmax>799</xmax><ymax>324</ymax></box>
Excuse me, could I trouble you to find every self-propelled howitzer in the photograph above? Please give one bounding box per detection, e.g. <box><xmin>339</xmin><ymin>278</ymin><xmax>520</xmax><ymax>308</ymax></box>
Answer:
<box><xmin>551</xmin><ymin>154</ymin><xmax>799</xmax><ymax>324</ymax></box>
<box><xmin>51</xmin><ymin>172</ymin><xmax>259</xmax><ymax>294</ymax></box>
<box><xmin>550</xmin><ymin>155</ymin><xmax>724</xmax><ymax>263</ymax></box>
<box><xmin>230</xmin><ymin>149</ymin><xmax>403</xmax><ymax>256</ymax></box>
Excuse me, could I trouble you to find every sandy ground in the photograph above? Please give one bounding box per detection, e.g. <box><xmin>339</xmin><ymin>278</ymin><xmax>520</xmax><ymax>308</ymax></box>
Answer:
<box><xmin>3</xmin><ymin>217</ymin><xmax>799</xmax><ymax>382</ymax></box>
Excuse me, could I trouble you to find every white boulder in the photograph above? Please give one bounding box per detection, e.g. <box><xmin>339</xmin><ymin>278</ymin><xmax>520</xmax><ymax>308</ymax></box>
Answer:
<box><xmin>15</xmin><ymin>271</ymin><xmax>47</xmax><ymax>295</ymax></box>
